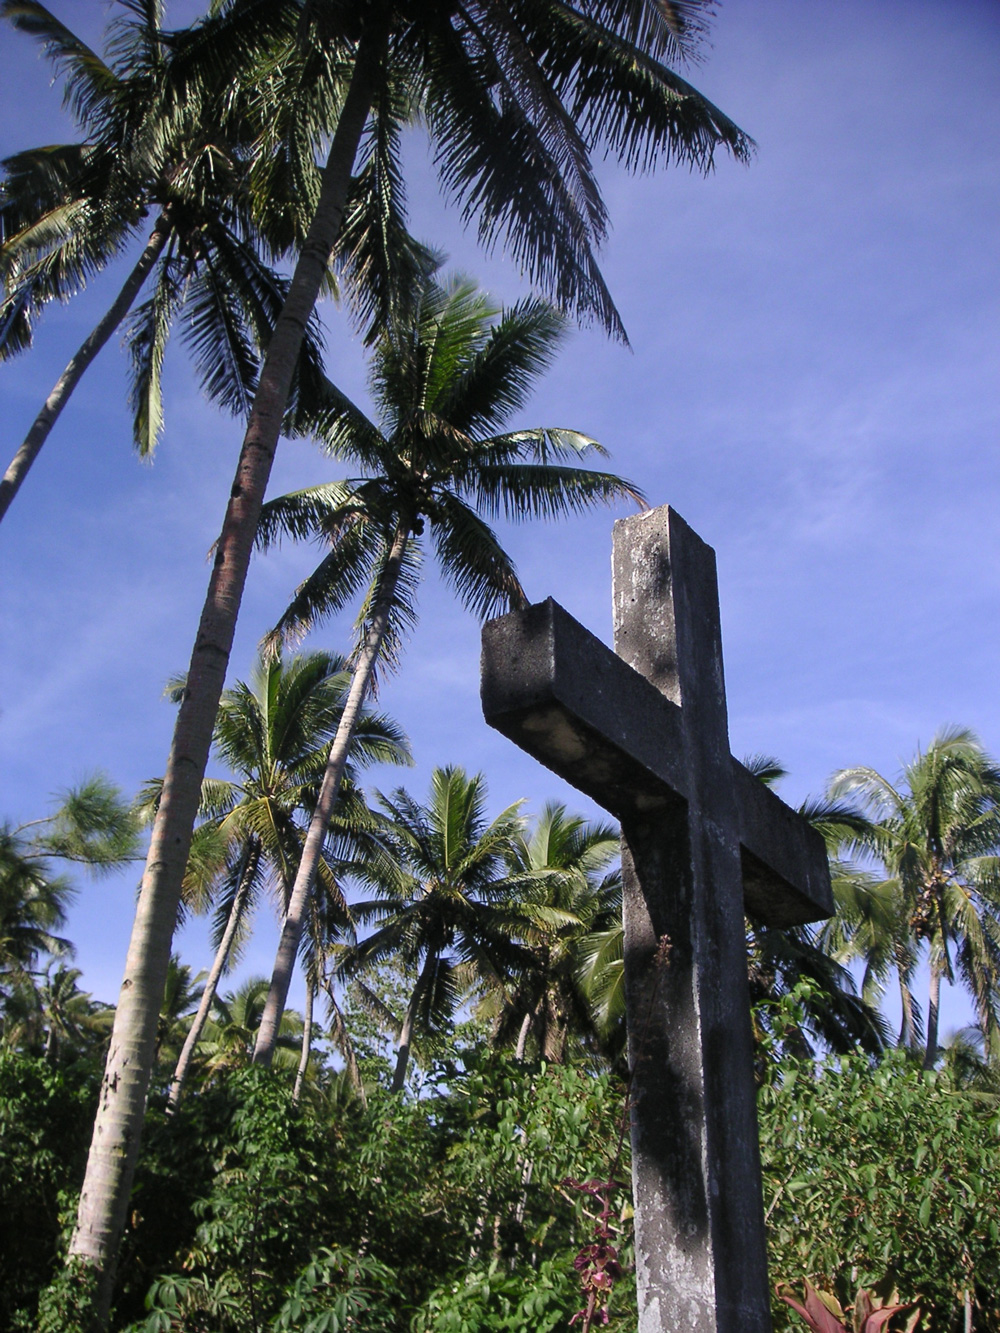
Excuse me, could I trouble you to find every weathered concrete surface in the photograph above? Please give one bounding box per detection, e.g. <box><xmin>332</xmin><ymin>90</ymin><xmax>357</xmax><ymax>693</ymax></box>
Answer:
<box><xmin>732</xmin><ymin>759</ymin><xmax>832</xmax><ymax>926</ymax></box>
<box><xmin>480</xmin><ymin>504</ymin><xmax>833</xmax><ymax>1333</ymax></box>
<box><xmin>482</xmin><ymin>599</ymin><xmax>687</xmax><ymax>816</ymax></box>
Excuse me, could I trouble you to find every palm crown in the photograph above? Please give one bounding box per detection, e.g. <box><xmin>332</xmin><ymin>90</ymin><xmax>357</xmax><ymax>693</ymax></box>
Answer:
<box><xmin>344</xmin><ymin>765</ymin><xmax>536</xmax><ymax>1092</ymax></box>
<box><xmin>0</xmin><ymin>0</ymin><xmax>330</xmax><ymax>515</ymax></box>
<box><xmin>153</xmin><ymin>650</ymin><xmax>410</xmax><ymax>1107</ymax></box>
<box><xmin>187</xmin><ymin>0</ymin><xmax>752</xmax><ymax>340</ymax></box>
<box><xmin>830</xmin><ymin>727</ymin><xmax>1000</xmax><ymax>1067</ymax></box>
<box><xmin>259</xmin><ymin>273</ymin><xmax>644</xmax><ymax>653</ymax></box>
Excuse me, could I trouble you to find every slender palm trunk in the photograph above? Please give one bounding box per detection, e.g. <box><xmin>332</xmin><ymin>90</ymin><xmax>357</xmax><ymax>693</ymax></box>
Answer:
<box><xmin>515</xmin><ymin>1010</ymin><xmax>533</xmax><ymax>1060</ymax></box>
<box><xmin>391</xmin><ymin>952</ymin><xmax>436</xmax><ymax>1095</ymax></box>
<box><xmin>292</xmin><ymin>977</ymin><xmax>314</xmax><ymax>1104</ymax></box>
<box><xmin>923</xmin><ymin>955</ymin><xmax>943</xmax><ymax>1070</ymax></box>
<box><xmin>324</xmin><ymin>978</ymin><xmax>367</xmax><ymax>1108</ymax></box>
<box><xmin>541</xmin><ymin>988</ymin><xmax>566</xmax><ymax>1064</ymax></box>
<box><xmin>392</xmin><ymin>992</ymin><xmax>418</xmax><ymax>1095</ymax></box>
<box><xmin>65</xmin><ymin>43</ymin><xmax>382</xmax><ymax>1322</ymax></box>
<box><xmin>167</xmin><ymin>840</ymin><xmax>259</xmax><ymax>1112</ymax></box>
<box><xmin>897</xmin><ymin>973</ymin><xmax>916</xmax><ymax>1050</ymax></box>
<box><xmin>253</xmin><ymin>523</ymin><xmax>410</xmax><ymax>1066</ymax></box>
<box><xmin>0</xmin><ymin>216</ymin><xmax>170</xmax><ymax>523</ymax></box>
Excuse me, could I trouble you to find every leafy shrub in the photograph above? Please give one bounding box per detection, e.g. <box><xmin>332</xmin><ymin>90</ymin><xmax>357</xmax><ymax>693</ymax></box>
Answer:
<box><xmin>760</xmin><ymin>1048</ymin><xmax>1000</xmax><ymax>1330</ymax></box>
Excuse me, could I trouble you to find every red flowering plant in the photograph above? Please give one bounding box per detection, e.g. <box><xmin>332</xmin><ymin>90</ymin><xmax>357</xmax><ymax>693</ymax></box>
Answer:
<box><xmin>562</xmin><ymin>1177</ymin><xmax>627</xmax><ymax>1331</ymax></box>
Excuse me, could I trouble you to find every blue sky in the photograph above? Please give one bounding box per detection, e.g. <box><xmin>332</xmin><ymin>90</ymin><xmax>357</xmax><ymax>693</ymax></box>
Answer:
<box><xmin>1</xmin><ymin>1</ymin><xmax>999</xmax><ymax>1040</ymax></box>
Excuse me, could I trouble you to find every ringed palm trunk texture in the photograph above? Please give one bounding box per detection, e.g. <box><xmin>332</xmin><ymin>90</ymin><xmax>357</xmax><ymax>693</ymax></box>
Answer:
<box><xmin>392</xmin><ymin>950</ymin><xmax>437</xmax><ymax>1094</ymax></box>
<box><xmin>0</xmin><ymin>215</ymin><xmax>171</xmax><ymax>523</ymax></box>
<box><xmin>66</xmin><ymin>44</ymin><xmax>382</xmax><ymax>1324</ymax></box>
<box><xmin>292</xmin><ymin>977</ymin><xmax>314</xmax><ymax>1104</ymax></box>
<box><xmin>923</xmin><ymin>955</ymin><xmax>943</xmax><ymax>1070</ymax></box>
<box><xmin>167</xmin><ymin>839</ymin><xmax>260</xmax><ymax>1112</ymax></box>
<box><xmin>253</xmin><ymin>524</ymin><xmax>410</xmax><ymax>1066</ymax></box>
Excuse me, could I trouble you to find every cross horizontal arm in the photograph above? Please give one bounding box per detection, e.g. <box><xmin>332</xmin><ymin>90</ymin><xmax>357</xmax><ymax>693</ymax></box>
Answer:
<box><xmin>732</xmin><ymin>760</ymin><xmax>833</xmax><ymax>927</ymax></box>
<box><xmin>482</xmin><ymin>599</ymin><xmax>833</xmax><ymax>927</ymax></box>
<box><xmin>481</xmin><ymin>598</ymin><xmax>688</xmax><ymax>816</ymax></box>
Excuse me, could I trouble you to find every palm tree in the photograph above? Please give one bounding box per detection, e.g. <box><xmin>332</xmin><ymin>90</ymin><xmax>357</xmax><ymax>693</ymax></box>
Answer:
<box><xmin>0</xmin><ymin>961</ymin><xmax>113</xmax><ymax>1061</ymax></box>
<box><xmin>198</xmin><ymin>976</ymin><xmax>304</xmax><ymax>1079</ymax></box>
<box><xmin>72</xmin><ymin>4</ymin><xmax>750</xmax><ymax>1304</ymax></box>
<box><xmin>0</xmin><ymin>775</ymin><xmax>138</xmax><ymax>993</ymax></box>
<box><xmin>487</xmin><ymin>803</ymin><xmax>621</xmax><ymax>1064</ymax></box>
<box><xmin>0</xmin><ymin>0</ymin><xmax>328</xmax><ymax>519</ymax></box>
<box><xmin>0</xmin><ymin>832</ymin><xmax>74</xmax><ymax>995</ymax></box>
<box><xmin>153</xmin><ymin>955</ymin><xmax>203</xmax><ymax>1071</ymax></box>
<box><xmin>251</xmin><ymin>275</ymin><xmax>643</xmax><ymax>1064</ymax></box>
<box><xmin>343</xmin><ymin>766</ymin><xmax>532</xmax><ymax>1093</ymax></box>
<box><xmin>816</xmin><ymin>850</ymin><xmax>920</xmax><ymax>1051</ymax></box>
<box><xmin>737</xmin><ymin>761</ymin><xmax>888</xmax><ymax>1060</ymax></box>
<box><xmin>830</xmin><ymin>727</ymin><xmax>1000</xmax><ymax>1069</ymax></box>
<box><xmin>160</xmin><ymin>650</ymin><xmax>410</xmax><ymax>1109</ymax></box>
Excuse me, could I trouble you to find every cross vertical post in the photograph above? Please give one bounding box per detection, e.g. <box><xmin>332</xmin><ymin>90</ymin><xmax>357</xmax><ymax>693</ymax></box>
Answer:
<box><xmin>613</xmin><ymin>508</ymin><xmax>770</xmax><ymax>1331</ymax></box>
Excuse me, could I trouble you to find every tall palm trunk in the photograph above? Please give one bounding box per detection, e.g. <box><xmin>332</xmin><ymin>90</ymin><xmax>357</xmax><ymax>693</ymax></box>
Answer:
<box><xmin>292</xmin><ymin>976</ymin><xmax>314</xmax><ymax>1104</ymax></box>
<box><xmin>65</xmin><ymin>40</ymin><xmax>383</xmax><ymax>1323</ymax></box>
<box><xmin>0</xmin><ymin>215</ymin><xmax>171</xmax><ymax>522</ymax></box>
<box><xmin>253</xmin><ymin>522</ymin><xmax>410</xmax><ymax>1066</ymax></box>
<box><xmin>923</xmin><ymin>954</ymin><xmax>943</xmax><ymax>1070</ymax></box>
<box><xmin>167</xmin><ymin>839</ymin><xmax>259</xmax><ymax>1112</ymax></box>
<box><xmin>897</xmin><ymin>981</ymin><xmax>916</xmax><ymax>1050</ymax></box>
<box><xmin>392</xmin><ymin>951</ymin><xmax>437</xmax><ymax>1094</ymax></box>
<box><xmin>324</xmin><ymin>977</ymin><xmax>367</xmax><ymax>1108</ymax></box>
<box><xmin>515</xmin><ymin>1010</ymin><xmax>533</xmax><ymax>1060</ymax></box>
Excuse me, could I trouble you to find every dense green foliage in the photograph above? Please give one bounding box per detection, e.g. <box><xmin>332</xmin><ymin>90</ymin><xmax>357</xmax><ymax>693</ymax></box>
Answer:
<box><xmin>6</xmin><ymin>736</ymin><xmax>1000</xmax><ymax>1333</ymax></box>
<box><xmin>0</xmin><ymin>1052</ymin><xmax>100</xmax><ymax>1331</ymax></box>
<box><xmin>758</xmin><ymin>993</ymin><xmax>1000</xmax><ymax>1331</ymax></box>
<box><xmin>5</xmin><ymin>1027</ymin><xmax>1000</xmax><ymax>1331</ymax></box>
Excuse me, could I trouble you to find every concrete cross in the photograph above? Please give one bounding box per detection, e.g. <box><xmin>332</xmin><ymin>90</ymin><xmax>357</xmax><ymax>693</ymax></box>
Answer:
<box><xmin>480</xmin><ymin>505</ymin><xmax>833</xmax><ymax>1333</ymax></box>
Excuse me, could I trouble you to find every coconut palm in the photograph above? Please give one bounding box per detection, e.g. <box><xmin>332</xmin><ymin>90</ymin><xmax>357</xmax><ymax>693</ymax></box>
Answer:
<box><xmin>153</xmin><ymin>955</ymin><xmax>203</xmax><ymax>1070</ymax></box>
<box><xmin>1</xmin><ymin>961</ymin><xmax>113</xmax><ymax>1061</ymax></box>
<box><xmin>816</xmin><ymin>851</ymin><xmax>921</xmax><ymax>1051</ymax></box>
<box><xmin>250</xmin><ymin>274</ymin><xmax>643</xmax><ymax>1064</ymax></box>
<box><xmin>830</xmin><ymin>727</ymin><xmax>1000</xmax><ymax>1069</ymax></box>
<box><xmin>159</xmin><ymin>650</ymin><xmax>409</xmax><ymax>1109</ymax></box>
<box><xmin>0</xmin><ymin>832</ymin><xmax>74</xmax><ymax>994</ymax></box>
<box><xmin>735</xmin><ymin>762</ymin><xmax>888</xmax><ymax>1060</ymax></box>
<box><xmin>0</xmin><ymin>775</ymin><xmax>138</xmax><ymax>994</ymax></box>
<box><xmin>343</xmin><ymin>767</ymin><xmax>533</xmax><ymax>1093</ymax></box>
<box><xmin>486</xmin><ymin>803</ymin><xmax>621</xmax><ymax>1064</ymax></box>
<box><xmin>0</xmin><ymin>0</ymin><xmax>329</xmax><ymax>520</ymax></box>
<box><xmin>74</xmin><ymin>3</ymin><xmax>750</xmax><ymax>1302</ymax></box>
<box><xmin>198</xmin><ymin>976</ymin><xmax>304</xmax><ymax>1079</ymax></box>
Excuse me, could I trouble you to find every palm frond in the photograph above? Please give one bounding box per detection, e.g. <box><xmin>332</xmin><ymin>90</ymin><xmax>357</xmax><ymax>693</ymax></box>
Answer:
<box><xmin>433</xmin><ymin>295</ymin><xmax>567</xmax><ymax>433</ymax></box>
<box><xmin>462</xmin><ymin>455</ymin><xmax>644</xmax><ymax>522</ymax></box>
<box><xmin>427</xmin><ymin>491</ymin><xmax>525</xmax><ymax>620</ymax></box>
<box><xmin>125</xmin><ymin>253</ymin><xmax>183</xmax><ymax>455</ymax></box>
<box><xmin>2</xmin><ymin>2</ymin><xmax>121</xmax><ymax>131</ymax></box>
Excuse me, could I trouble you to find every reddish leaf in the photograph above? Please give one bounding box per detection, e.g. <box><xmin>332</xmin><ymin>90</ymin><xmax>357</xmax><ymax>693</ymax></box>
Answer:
<box><xmin>777</xmin><ymin>1281</ymin><xmax>848</xmax><ymax>1333</ymax></box>
<box><xmin>862</xmin><ymin>1306</ymin><xmax>913</xmax><ymax>1333</ymax></box>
